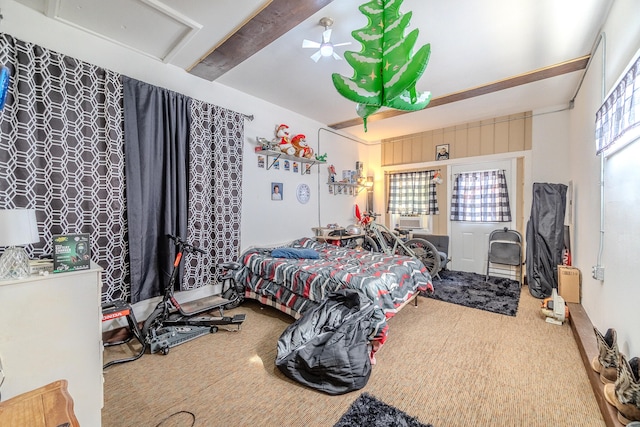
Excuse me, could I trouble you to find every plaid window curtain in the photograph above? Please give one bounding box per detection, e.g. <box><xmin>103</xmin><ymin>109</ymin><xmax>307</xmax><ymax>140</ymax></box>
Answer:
<box><xmin>450</xmin><ymin>170</ymin><xmax>511</xmax><ymax>222</ymax></box>
<box><xmin>387</xmin><ymin>170</ymin><xmax>439</xmax><ymax>215</ymax></box>
<box><xmin>595</xmin><ymin>53</ymin><xmax>640</xmax><ymax>155</ymax></box>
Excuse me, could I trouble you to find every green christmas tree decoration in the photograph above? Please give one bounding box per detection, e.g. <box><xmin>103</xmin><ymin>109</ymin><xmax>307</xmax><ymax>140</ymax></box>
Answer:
<box><xmin>332</xmin><ymin>0</ymin><xmax>432</xmax><ymax>131</ymax></box>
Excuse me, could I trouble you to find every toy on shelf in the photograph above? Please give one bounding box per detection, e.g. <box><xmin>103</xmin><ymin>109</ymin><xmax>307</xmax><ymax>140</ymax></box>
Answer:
<box><xmin>291</xmin><ymin>134</ymin><xmax>314</xmax><ymax>159</ymax></box>
<box><xmin>328</xmin><ymin>165</ymin><xmax>337</xmax><ymax>182</ymax></box>
<box><xmin>315</xmin><ymin>153</ymin><xmax>327</xmax><ymax>162</ymax></box>
<box><xmin>273</xmin><ymin>124</ymin><xmax>295</xmax><ymax>155</ymax></box>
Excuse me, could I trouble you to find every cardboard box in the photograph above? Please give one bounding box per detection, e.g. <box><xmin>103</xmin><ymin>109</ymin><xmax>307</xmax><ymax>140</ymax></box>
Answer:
<box><xmin>558</xmin><ymin>265</ymin><xmax>581</xmax><ymax>303</ymax></box>
<box><xmin>53</xmin><ymin>233</ymin><xmax>91</xmax><ymax>273</ymax></box>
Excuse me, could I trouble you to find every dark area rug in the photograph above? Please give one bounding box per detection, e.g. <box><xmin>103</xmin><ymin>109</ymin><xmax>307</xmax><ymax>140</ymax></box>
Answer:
<box><xmin>421</xmin><ymin>269</ymin><xmax>521</xmax><ymax>316</ymax></box>
<box><xmin>334</xmin><ymin>392</ymin><xmax>432</xmax><ymax>427</ymax></box>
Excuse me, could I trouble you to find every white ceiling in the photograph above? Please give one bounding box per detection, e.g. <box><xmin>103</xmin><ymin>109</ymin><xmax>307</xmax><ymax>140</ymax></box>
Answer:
<box><xmin>14</xmin><ymin>0</ymin><xmax>612</xmax><ymax>141</ymax></box>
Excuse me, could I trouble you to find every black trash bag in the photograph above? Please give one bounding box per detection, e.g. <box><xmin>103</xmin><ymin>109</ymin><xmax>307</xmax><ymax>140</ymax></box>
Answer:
<box><xmin>526</xmin><ymin>182</ymin><xmax>567</xmax><ymax>299</ymax></box>
<box><xmin>276</xmin><ymin>289</ymin><xmax>376</xmax><ymax>395</ymax></box>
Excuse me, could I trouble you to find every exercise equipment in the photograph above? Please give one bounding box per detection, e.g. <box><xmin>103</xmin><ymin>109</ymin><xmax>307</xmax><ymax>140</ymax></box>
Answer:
<box><xmin>142</xmin><ymin>234</ymin><xmax>246</xmax><ymax>355</ymax></box>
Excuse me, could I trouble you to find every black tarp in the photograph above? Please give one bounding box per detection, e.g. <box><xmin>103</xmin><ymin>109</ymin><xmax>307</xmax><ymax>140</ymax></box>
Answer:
<box><xmin>275</xmin><ymin>289</ymin><xmax>376</xmax><ymax>395</ymax></box>
<box><xmin>526</xmin><ymin>183</ymin><xmax>567</xmax><ymax>298</ymax></box>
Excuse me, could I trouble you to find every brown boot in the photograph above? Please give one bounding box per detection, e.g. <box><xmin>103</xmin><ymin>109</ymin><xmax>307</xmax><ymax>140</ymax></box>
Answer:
<box><xmin>591</xmin><ymin>328</ymin><xmax>619</xmax><ymax>383</ymax></box>
<box><xmin>604</xmin><ymin>355</ymin><xmax>640</xmax><ymax>425</ymax></box>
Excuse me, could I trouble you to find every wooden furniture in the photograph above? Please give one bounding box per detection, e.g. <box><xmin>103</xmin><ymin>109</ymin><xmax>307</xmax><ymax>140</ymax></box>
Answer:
<box><xmin>0</xmin><ymin>263</ymin><xmax>103</xmax><ymax>426</ymax></box>
<box><xmin>0</xmin><ymin>379</ymin><xmax>79</xmax><ymax>426</ymax></box>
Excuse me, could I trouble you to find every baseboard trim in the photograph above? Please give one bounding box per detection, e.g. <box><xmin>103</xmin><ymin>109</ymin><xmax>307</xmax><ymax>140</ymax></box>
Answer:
<box><xmin>568</xmin><ymin>302</ymin><xmax>622</xmax><ymax>427</ymax></box>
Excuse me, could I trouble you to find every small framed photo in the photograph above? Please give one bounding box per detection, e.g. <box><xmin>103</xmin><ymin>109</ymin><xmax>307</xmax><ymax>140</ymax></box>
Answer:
<box><xmin>271</xmin><ymin>182</ymin><xmax>283</xmax><ymax>201</ymax></box>
<box><xmin>436</xmin><ymin>144</ymin><xmax>449</xmax><ymax>160</ymax></box>
<box><xmin>293</xmin><ymin>162</ymin><xmax>299</xmax><ymax>173</ymax></box>
<box><xmin>284</xmin><ymin>160</ymin><xmax>290</xmax><ymax>171</ymax></box>
<box><xmin>257</xmin><ymin>155</ymin><xmax>265</xmax><ymax>168</ymax></box>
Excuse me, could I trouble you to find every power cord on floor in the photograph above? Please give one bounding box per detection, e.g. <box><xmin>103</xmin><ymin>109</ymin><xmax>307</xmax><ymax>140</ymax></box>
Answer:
<box><xmin>155</xmin><ymin>410</ymin><xmax>196</xmax><ymax>427</ymax></box>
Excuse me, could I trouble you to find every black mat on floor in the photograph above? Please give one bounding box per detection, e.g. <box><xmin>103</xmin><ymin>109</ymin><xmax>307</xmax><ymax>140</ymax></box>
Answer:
<box><xmin>422</xmin><ymin>269</ymin><xmax>521</xmax><ymax>316</ymax></box>
<box><xmin>334</xmin><ymin>392</ymin><xmax>432</xmax><ymax>427</ymax></box>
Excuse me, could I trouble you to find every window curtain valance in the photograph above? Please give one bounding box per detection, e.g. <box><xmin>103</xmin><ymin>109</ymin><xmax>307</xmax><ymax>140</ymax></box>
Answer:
<box><xmin>595</xmin><ymin>52</ymin><xmax>640</xmax><ymax>155</ymax></box>
<box><xmin>450</xmin><ymin>170</ymin><xmax>511</xmax><ymax>222</ymax></box>
<box><xmin>386</xmin><ymin>170</ymin><xmax>439</xmax><ymax>215</ymax></box>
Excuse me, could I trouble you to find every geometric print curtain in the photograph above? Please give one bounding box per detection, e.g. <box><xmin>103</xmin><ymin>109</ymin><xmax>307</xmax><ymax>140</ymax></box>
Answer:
<box><xmin>595</xmin><ymin>52</ymin><xmax>640</xmax><ymax>155</ymax></box>
<box><xmin>0</xmin><ymin>33</ymin><xmax>244</xmax><ymax>302</ymax></box>
<box><xmin>386</xmin><ymin>170</ymin><xmax>439</xmax><ymax>215</ymax></box>
<box><xmin>184</xmin><ymin>100</ymin><xmax>244</xmax><ymax>290</ymax></box>
<box><xmin>0</xmin><ymin>33</ymin><xmax>129</xmax><ymax>302</ymax></box>
<box><xmin>450</xmin><ymin>170</ymin><xmax>511</xmax><ymax>222</ymax></box>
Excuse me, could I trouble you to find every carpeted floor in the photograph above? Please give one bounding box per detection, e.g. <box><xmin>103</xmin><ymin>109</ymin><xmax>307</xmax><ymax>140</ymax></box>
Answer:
<box><xmin>422</xmin><ymin>269</ymin><xmax>521</xmax><ymax>316</ymax></box>
<box><xmin>102</xmin><ymin>287</ymin><xmax>604</xmax><ymax>426</ymax></box>
<box><xmin>334</xmin><ymin>393</ymin><xmax>432</xmax><ymax>427</ymax></box>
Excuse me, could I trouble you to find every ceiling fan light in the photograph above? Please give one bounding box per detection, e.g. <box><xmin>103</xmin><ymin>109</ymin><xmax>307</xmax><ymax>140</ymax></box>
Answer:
<box><xmin>320</xmin><ymin>43</ymin><xmax>334</xmax><ymax>57</ymax></box>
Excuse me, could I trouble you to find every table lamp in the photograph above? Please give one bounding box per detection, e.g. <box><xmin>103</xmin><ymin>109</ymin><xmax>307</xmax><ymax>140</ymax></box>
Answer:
<box><xmin>0</xmin><ymin>209</ymin><xmax>40</xmax><ymax>280</ymax></box>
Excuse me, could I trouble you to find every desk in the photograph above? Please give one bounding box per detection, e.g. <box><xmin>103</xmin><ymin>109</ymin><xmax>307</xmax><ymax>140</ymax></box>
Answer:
<box><xmin>0</xmin><ymin>380</ymin><xmax>79</xmax><ymax>426</ymax></box>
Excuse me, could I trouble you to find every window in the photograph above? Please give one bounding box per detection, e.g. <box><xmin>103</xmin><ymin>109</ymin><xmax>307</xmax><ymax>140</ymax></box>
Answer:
<box><xmin>386</xmin><ymin>170</ymin><xmax>439</xmax><ymax>215</ymax></box>
<box><xmin>450</xmin><ymin>170</ymin><xmax>511</xmax><ymax>222</ymax></box>
<box><xmin>595</xmin><ymin>50</ymin><xmax>640</xmax><ymax>156</ymax></box>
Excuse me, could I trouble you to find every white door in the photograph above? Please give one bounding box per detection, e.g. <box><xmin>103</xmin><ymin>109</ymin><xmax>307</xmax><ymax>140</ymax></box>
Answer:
<box><xmin>450</xmin><ymin>159</ymin><xmax>517</xmax><ymax>274</ymax></box>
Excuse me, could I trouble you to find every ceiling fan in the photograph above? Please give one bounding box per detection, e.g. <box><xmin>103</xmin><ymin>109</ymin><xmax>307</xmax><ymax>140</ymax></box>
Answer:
<box><xmin>302</xmin><ymin>17</ymin><xmax>351</xmax><ymax>62</ymax></box>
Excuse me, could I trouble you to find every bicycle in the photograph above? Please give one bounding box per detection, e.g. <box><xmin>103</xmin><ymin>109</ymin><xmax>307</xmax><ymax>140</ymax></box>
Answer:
<box><xmin>141</xmin><ymin>234</ymin><xmax>246</xmax><ymax>355</ymax></box>
<box><xmin>355</xmin><ymin>210</ymin><xmax>442</xmax><ymax>278</ymax></box>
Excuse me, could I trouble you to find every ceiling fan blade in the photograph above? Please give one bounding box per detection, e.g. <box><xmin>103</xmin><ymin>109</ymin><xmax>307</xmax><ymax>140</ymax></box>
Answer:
<box><xmin>310</xmin><ymin>50</ymin><xmax>322</xmax><ymax>62</ymax></box>
<box><xmin>302</xmin><ymin>39</ymin><xmax>321</xmax><ymax>49</ymax></box>
<box><xmin>322</xmin><ymin>28</ymin><xmax>332</xmax><ymax>43</ymax></box>
<box><xmin>332</xmin><ymin>42</ymin><xmax>352</xmax><ymax>47</ymax></box>
<box><xmin>332</xmin><ymin>52</ymin><xmax>343</xmax><ymax>61</ymax></box>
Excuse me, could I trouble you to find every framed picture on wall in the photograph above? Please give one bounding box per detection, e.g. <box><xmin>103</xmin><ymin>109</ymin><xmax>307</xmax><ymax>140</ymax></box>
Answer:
<box><xmin>271</xmin><ymin>182</ymin><xmax>283</xmax><ymax>201</ymax></box>
<box><xmin>436</xmin><ymin>144</ymin><xmax>449</xmax><ymax>160</ymax></box>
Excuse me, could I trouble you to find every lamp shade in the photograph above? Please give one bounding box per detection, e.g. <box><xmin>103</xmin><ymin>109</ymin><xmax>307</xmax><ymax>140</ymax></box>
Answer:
<box><xmin>0</xmin><ymin>209</ymin><xmax>40</xmax><ymax>247</ymax></box>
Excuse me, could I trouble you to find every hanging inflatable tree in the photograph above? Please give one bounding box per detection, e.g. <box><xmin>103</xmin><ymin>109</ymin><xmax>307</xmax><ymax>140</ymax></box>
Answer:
<box><xmin>332</xmin><ymin>0</ymin><xmax>432</xmax><ymax>131</ymax></box>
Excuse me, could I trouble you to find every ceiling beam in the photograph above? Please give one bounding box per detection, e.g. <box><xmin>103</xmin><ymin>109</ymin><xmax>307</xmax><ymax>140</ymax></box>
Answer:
<box><xmin>329</xmin><ymin>54</ymin><xmax>591</xmax><ymax>130</ymax></box>
<box><xmin>189</xmin><ymin>0</ymin><xmax>335</xmax><ymax>81</ymax></box>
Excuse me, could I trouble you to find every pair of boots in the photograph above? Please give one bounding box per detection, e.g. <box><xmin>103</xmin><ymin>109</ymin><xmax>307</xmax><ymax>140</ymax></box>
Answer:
<box><xmin>592</xmin><ymin>328</ymin><xmax>640</xmax><ymax>425</ymax></box>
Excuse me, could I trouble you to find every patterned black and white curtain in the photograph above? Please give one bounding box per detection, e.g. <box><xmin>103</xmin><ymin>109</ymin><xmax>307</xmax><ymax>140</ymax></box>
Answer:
<box><xmin>186</xmin><ymin>100</ymin><xmax>244</xmax><ymax>289</ymax></box>
<box><xmin>450</xmin><ymin>170</ymin><xmax>511</xmax><ymax>222</ymax></box>
<box><xmin>386</xmin><ymin>170</ymin><xmax>439</xmax><ymax>215</ymax></box>
<box><xmin>0</xmin><ymin>33</ymin><xmax>244</xmax><ymax>303</ymax></box>
<box><xmin>0</xmin><ymin>33</ymin><xmax>129</xmax><ymax>301</ymax></box>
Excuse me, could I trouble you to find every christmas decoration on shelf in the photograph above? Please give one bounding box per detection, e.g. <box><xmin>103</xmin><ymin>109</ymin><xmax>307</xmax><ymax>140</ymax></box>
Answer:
<box><xmin>332</xmin><ymin>0</ymin><xmax>432</xmax><ymax>131</ymax></box>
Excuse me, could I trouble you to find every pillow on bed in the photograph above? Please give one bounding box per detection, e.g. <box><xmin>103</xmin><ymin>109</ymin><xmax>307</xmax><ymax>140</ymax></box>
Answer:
<box><xmin>271</xmin><ymin>248</ymin><xmax>320</xmax><ymax>259</ymax></box>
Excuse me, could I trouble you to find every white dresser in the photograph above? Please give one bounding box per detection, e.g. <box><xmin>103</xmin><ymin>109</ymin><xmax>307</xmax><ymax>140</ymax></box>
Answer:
<box><xmin>0</xmin><ymin>263</ymin><xmax>103</xmax><ymax>426</ymax></box>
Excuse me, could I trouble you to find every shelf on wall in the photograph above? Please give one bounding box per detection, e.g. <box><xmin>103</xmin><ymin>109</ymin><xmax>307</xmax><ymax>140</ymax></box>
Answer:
<box><xmin>327</xmin><ymin>181</ymin><xmax>365</xmax><ymax>196</ymax></box>
<box><xmin>256</xmin><ymin>149</ymin><xmax>326</xmax><ymax>175</ymax></box>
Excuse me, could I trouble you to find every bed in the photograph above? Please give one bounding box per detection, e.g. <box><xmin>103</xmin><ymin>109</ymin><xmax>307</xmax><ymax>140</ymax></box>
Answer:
<box><xmin>234</xmin><ymin>237</ymin><xmax>432</xmax><ymax>349</ymax></box>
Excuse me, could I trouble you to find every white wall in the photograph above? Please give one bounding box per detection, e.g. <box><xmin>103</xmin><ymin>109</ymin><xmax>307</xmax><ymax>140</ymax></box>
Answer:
<box><xmin>0</xmin><ymin>0</ymin><xmax>377</xmax><ymax>254</ymax></box>
<box><xmin>568</xmin><ymin>0</ymin><xmax>640</xmax><ymax>357</ymax></box>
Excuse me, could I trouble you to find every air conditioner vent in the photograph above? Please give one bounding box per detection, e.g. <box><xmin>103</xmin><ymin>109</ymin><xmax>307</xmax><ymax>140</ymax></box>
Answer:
<box><xmin>398</xmin><ymin>215</ymin><xmax>422</xmax><ymax>229</ymax></box>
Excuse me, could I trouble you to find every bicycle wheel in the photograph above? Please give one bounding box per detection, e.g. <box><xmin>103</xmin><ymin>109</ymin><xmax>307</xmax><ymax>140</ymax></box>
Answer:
<box><xmin>361</xmin><ymin>235</ymin><xmax>379</xmax><ymax>252</ymax></box>
<box><xmin>222</xmin><ymin>286</ymin><xmax>244</xmax><ymax>310</ymax></box>
<box><xmin>400</xmin><ymin>238</ymin><xmax>441</xmax><ymax>278</ymax></box>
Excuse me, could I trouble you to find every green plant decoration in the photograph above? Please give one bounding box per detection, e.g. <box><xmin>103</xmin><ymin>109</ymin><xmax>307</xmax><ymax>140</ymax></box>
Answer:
<box><xmin>332</xmin><ymin>0</ymin><xmax>432</xmax><ymax>131</ymax></box>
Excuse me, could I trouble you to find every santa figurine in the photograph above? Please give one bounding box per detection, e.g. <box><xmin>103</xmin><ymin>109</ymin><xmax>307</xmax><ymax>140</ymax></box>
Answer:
<box><xmin>274</xmin><ymin>124</ymin><xmax>295</xmax><ymax>155</ymax></box>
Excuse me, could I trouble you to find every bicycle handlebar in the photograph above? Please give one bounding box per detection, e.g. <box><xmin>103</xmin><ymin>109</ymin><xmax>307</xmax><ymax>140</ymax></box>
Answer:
<box><xmin>166</xmin><ymin>234</ymin><xmax>206</xmax><ymax>254</ymax></box>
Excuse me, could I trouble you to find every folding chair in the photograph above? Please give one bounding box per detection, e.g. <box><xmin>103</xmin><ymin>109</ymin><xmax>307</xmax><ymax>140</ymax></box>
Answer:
<box><xmin>485</xmin><ymin>227</ymin><xmax>523</xmax><ymax>285</ymax></box>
